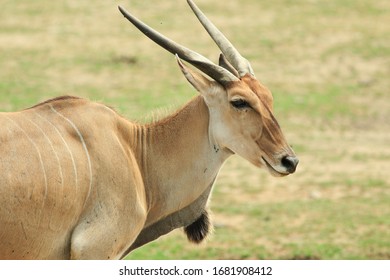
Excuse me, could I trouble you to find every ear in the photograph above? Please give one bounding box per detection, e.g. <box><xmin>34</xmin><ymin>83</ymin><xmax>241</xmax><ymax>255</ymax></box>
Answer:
<box><xmin>176</xmin><ymin>54</ymin><xmax>215</xmax><ymax>93</ymax></box>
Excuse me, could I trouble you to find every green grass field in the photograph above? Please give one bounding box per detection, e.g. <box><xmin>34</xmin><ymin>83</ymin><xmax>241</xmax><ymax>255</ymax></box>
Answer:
<box><xmin>1</xmin><ymin>0</ymin><xmax>389</xmax><ymax>259</ymax></box>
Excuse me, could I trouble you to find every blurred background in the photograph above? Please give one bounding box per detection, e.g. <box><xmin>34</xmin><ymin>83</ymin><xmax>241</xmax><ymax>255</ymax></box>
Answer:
<box><xmin>1</xmin><ymin>0</ymin><xmax>389</xmax><ymax>259</ymax></box>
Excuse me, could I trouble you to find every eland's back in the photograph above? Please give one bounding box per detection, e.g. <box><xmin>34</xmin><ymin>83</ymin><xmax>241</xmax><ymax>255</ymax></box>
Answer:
<box><xmin>0</xmin><ymin>96</ymin><xmax>146</xmax><ymax>259</ymax></box>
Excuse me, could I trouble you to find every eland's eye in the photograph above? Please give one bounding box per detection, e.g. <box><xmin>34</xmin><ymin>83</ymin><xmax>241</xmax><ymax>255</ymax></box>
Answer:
<box><xmin>230</xmin><ymin>99</ymin><xmax>250</xmax><ymax>109</ymax></box>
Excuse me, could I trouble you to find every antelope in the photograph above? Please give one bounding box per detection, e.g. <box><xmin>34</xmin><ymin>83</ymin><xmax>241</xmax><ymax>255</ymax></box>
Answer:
<box><xmin>0</xmin><ymin>0</ymin><xmax>298</xmax><ymax>260</ymax></box>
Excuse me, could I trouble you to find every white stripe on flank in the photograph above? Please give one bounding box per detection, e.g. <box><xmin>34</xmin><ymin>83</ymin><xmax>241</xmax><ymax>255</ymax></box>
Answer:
<box><xmin>29</xmin><ymin>115</ymin><xmax>64</xmax><ymax>189</ymax></box>
<box><xmin>35</xmin><ymin>112</ymin><xmax>78</xmax><ymax>192</ymax></box>
<box><xmin>49</xmin><ymin>105</ymin><xmax>93</xmax><ymax>206</ymax></box>
<box><xmin>114</xmin><ymin>134</ymin><xmax>128</xmax><ymax>160</ymax></box>
<box><xmin>4</xmin><ymin>116</ymin><xmax>48</xmax><ymax>205</ymax></box>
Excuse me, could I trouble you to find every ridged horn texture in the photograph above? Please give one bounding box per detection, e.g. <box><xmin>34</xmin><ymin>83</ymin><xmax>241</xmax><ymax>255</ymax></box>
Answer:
<box><xmin>187</xmin><ymin>0</ymin><xmax>255</xmax><ymax>77</ymax></box>
<box><xmin>118</xmin><ymin>5</ymin><xmax>239</xmax><ymax>85</ymax></box>
<box><xmin>219</xmin><ymin>53</ymin><xmax>239</xmax><ymax>77</ymax></box>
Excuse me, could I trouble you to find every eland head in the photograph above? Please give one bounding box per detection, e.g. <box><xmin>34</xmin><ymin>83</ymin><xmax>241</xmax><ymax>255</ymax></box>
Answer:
<box><xmin>119</xmin><ymin>0</ymin><xmax>298</xmax><ymax>176</ymax></box>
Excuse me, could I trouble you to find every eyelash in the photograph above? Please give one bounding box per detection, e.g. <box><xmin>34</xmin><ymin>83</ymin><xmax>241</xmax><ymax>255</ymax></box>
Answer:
<box><xmin>230</xmin><ymin>99</ymin><xmax>251</xmax><ymax>109</ymax></box>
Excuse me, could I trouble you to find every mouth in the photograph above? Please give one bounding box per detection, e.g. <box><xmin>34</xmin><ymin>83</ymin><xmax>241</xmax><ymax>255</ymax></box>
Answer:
<box><xmin>261</xmin><ymin>156</ymin><xmax>289</xmax><ymax>177</ymax></box>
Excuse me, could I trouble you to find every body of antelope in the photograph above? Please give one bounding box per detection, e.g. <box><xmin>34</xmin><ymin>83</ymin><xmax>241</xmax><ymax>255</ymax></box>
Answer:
<box><xmin>0</xmin><ymin>0</ymin><xmax>298</xmax><ymax>259</ymax></box>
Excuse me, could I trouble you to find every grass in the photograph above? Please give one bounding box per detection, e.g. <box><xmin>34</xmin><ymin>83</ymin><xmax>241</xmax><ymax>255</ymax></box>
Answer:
<box><xmin>1</xmin><ymin>0</ymin><xmax>389</xmax><ymax>259</ymax></box>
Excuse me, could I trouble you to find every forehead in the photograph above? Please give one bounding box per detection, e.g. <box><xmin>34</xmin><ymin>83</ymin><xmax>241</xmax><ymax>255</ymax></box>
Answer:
<box><xmin>228</xmin><ymin>75</ymin><xmax>274</xmax><ymax>109</ymax></box>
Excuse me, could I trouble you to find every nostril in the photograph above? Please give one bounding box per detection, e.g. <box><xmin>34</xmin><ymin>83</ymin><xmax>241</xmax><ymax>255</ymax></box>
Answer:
<box><xmin>281</xmin><ymin>155</ymin><xmax>299</xmax><ymax>173</ymax></box>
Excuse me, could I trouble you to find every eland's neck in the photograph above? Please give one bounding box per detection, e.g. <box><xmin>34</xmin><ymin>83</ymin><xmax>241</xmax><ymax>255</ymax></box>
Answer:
<box><xmin>131</xmin><ymin>96</ymin><xmax>230</xmax><ymax>226</ymax></box>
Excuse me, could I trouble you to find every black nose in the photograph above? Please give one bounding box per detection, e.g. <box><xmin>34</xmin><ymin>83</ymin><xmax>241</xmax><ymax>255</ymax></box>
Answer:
<box><xmin>281</xmin><ymin>155</ymin><xmax>299</xmax><ymax>173</ymax></box>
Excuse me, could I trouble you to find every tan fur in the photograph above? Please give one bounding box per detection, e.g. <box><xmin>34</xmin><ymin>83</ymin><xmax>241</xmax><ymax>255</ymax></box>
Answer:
<box><xmin>0</xmin><ymin>95</ymin><xmax>226</xmax><ymax>259</ymax></box>
<box><xmin>1</xmin><ymin>2</ymin><xmax>298</xmax><ymax>259</ymax></box>
<box><xmin>0</xmin><ymin>71</ymin><xmax>296</xmax><ymax>259</ymax></box>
